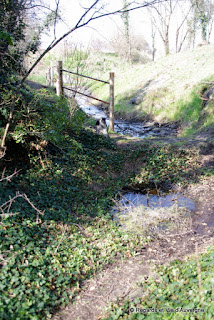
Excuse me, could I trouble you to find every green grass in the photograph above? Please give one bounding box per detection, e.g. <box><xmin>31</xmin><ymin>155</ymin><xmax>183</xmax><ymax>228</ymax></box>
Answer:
<box><xmin>90</xmin><ymin>45</ymin><xmax>214</xmax><ymax>133</ymax></box>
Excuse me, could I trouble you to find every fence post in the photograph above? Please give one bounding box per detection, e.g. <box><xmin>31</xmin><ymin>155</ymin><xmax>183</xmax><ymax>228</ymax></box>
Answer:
<box><xmin>109</xmin><ymin>72</ymin><xmax>114</xmax><ymax>132</ymax></box>
<box><xmin>56</xmin><ymin>61</ymin><xmax>63</xmax><ymax>96</ymax></box>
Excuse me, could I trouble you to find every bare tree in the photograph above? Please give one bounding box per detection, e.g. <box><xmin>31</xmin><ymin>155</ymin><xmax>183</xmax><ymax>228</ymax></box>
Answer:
<box><xmin>191</xmin><ymin>0</ymin><xmax>214</xmax><ymax>43</ymax></box>
<box><xmin>150</xmin><ymin>18</ymin><xmax>157</xmax><ymax>60</ymax></box>
<box><xmin>121</xmin><ymin>0</ymin><xmax>132</xmax><ymax>62</ymax></box>
<box><xmin>20</xmin><ymin>0</ymin><xmax>167</xmax><ymax>84</ymax></box>
<box><xmin>1</xmin><ymin>0</ymin><xmax>167</xmax><ymax>152</ymax></box>
<box><xmin>149</xmin><ymin>0</ymin><xmax>179</xmax><ymax>55</ymax></box>
<box><xmin>175</xmin><ymin>1</ymin><xmax>193</xmax><ymax>52</ymax></box>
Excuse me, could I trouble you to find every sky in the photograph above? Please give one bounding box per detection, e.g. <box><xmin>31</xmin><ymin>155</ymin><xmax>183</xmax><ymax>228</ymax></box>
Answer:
<box><xmin>41</xmin><ymin>0</ymin><xmax>153</xmax><ymax>50</ymax></box>
<box><xmin>40</xmin><ymin>0</ymin><xmax>214</xmax><ymax>56</ymax></box>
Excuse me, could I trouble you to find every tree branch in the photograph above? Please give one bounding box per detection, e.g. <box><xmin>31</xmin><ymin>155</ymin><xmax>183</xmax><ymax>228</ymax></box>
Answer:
<box><xmin>0</xmin><ymin>192</ymin><xmax>44</xmax><ymax>223</ymax></box>
<box><xmin>19</xmin><ymin>0</ymin><xmax>166</xmax><ymax>85</ymax></box>
<box><xmin>0</xmin><ymin>169</ymin><xmax>21</xmax><ymax>182</ymax></box>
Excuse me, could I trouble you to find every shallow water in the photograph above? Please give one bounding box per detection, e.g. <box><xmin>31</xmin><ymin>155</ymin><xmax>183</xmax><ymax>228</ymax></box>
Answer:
<box><xmin>73</xmin><ymin>93</ymin><xmax>177</xmax><ymax>138</ymax></box>
<box><xmin>112</xmin><ymin>191</ymin><xmax>196</xmax><ymax>232</ymax></box>
<box><xmin>72</xmin><ymin>91</ymin><xmax>195</xmax><ymax>232</ymax></box>
<box><xmin>117</xmin><ymin>192</ymin><xmax>196</xmax><ymax>211</ymax></box>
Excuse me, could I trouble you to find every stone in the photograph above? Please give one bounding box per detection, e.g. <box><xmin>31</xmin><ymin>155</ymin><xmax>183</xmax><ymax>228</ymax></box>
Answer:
<box><xmin>95</xmin><ymin>118</ymin><xmax>109</xmax><ymax>137</ymax></box>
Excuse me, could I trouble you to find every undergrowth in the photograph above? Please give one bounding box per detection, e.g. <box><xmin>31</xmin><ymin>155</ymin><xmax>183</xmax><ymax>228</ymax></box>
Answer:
<box><xmin>0</xmin><ymin>85</ymin><xmax>210</xmax><ymax>319</ymax></box>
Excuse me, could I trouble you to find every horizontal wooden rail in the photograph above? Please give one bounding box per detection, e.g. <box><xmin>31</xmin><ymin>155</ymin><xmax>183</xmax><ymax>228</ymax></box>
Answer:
<box><xmin>63</xmin><ymin>87</ymin><xmax>110</xmax><ymax>105</ymax></box>
<box><xmin>62</xmin><ymin>69</ymin><xmax>109</xmax><ymax>84</ymax></box>
<box><xmin>56</xmin><ymin>61</ymin><xmax>114</xmax><ymax>130</ymax></box>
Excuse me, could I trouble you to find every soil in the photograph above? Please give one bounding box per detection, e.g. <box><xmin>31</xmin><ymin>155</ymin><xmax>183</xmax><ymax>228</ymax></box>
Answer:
<box><xmin>25</xmin><ymin>79</ymin><xmax>50</xmax><ymax>90</ymax></box>
<box><xmin>25</xmin><ymin>80</ymin><xmax>214</xmax><ymax>320</ymax></box>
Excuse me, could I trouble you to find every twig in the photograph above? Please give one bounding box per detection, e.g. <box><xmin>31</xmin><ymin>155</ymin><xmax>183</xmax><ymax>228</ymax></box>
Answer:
<box><xmin>0</xmin><ymin>169</ymin><xmax>21</xmax><ymax>182</ymax></box>
<box><xmin>0</xmin><ymin>146</ymin><xmax>6</xmax><ymax>159</ymax></box>
<box><xmin>199</xmin><ymin>96</ymin><xmax>209</xmax><ymax>101</ymax></box>
<box><xmin>0</xmin><ymin>192</ymin><xmax>44</xmax><ymax>223</ymax></box>
<box><xmin>71</xmin><ymin>222</ymin><xmax>91</xmax><ymax>237</ymax></box>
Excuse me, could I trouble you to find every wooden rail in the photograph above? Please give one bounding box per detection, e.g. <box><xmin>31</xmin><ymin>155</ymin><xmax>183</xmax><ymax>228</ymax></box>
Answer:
<box><xmin>62</xmin><ymin>69</ymin><xmax>109</xmax><ymax>84</ymax></box>
<box><xmin>55</xmin><ymin>61</ymin><xmax>114</xmax><ymax>131</ymax></box>
<box><xmin>62</xmin><ymin>87</ymin><xmax>110</xmax><ymax>105</ymax></box>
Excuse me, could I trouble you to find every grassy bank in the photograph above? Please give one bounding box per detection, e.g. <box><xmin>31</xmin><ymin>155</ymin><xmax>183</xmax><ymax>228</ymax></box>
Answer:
<box><xmin>90</xmin><ymin>45</ymin><xmax>214</xmax><ymax>135</ymax></box>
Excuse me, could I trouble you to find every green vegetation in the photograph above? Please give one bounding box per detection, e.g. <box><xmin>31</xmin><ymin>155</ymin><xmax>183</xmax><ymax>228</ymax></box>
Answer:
<box><xmin>1</xmin><ymin>83</ymin><xmax>211</xmax><ymax>319</ymax></box>
<box><xmin>105</xmin><ymin>246</ymin><xmax>214</xmax><ymax>319</ymax></box>
<box><xmin>1</xmin><ymin>9</ymin><xmax>213</xmax><ymax>318</ymax></box>
<box><xmin>0</xmin><ymin>86</ymin><xmax>143</xmax><ymax>319</ymax></box>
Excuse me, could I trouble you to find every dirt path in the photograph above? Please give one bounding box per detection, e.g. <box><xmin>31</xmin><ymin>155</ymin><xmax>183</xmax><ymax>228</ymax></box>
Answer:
<box><xmin>52</xmin><ymin>134</ymin><xmax>214</xmax><ymax>320</ymax></box>
<box><xmin>53</xmin><ymin>231</ymin><xmax>213</xmax><ymax>320</ymax></box>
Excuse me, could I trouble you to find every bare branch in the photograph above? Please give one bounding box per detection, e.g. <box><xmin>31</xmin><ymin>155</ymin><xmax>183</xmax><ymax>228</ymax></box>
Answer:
<box><xmin>0</xmin><ymin>192</ymin><xmax>44</xmax><ymax>223</ymax></box>
<box><xmin>20</xmin><ymin>0</ymin><xmax>166</xmax><ymax>85</ymax></box>
<box><xmin>0</xmin><ymin>168</ymin><xmax>21</xmax><ymax>182</ymax></box>
<box><xmin>53</xmin><ymin>0</ymin><xmax>60</xmax><ymax>40</ymax></box>
<box><xmin>0</xmin><ymin>147</ymin><xmax>6</xmax><ymax>160</ymax></box>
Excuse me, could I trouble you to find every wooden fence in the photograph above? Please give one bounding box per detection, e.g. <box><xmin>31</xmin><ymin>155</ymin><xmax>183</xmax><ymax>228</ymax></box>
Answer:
<box><xmin>55</xmin><ymin>61</ymin><xmax>115</xmax><ymax>131</ymax></box>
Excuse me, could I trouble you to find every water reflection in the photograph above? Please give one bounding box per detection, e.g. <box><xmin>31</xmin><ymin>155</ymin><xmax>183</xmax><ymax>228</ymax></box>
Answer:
<box><xmin>112</xmin><ymin>192</ymin><xmax>195</xmax><ymax>234</ymax></box>
<box><xmin>118</xmin><ymin>192</ymin><xmax>196</xmax><ymax>211</ymax></box>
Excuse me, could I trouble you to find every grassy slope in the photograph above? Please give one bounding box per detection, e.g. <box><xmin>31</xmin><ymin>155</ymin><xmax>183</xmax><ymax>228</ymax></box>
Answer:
<box><xmin>89</xmin><ymin>45</ymin><xmax>214</xmax><ymax>134</ymax></box>
<box><xmin>29</xmin><ymin>45</ymin><xmax>214</xmax><ymax>134</ymax></box>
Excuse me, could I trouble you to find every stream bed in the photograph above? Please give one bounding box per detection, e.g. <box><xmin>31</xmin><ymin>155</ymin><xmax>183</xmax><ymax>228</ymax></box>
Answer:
<box><xmin>74</xmin><ymin>94</ymin><xmax>178</xmax><ymax>138</ymax></box>
<box><xmin>67</xmin><ymin>90</ymin><xmax>196</xmax><ymax>234</ymax></box>
<box><xmin>112</xmin><ymin>191</ymin><xmax>196</xmax><ymax>235</ymax></box>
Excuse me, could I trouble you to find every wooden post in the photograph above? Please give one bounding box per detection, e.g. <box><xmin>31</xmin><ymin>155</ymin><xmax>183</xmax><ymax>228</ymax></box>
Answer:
<box><xmin>56</xmin><ymin>61</ymin><xmax>63</xmax><ymax>96</ymax></box>
<box><xmin>109</xmin><ymin>72</ymin><xmax>114</xmax><ymax>132</ymax></box>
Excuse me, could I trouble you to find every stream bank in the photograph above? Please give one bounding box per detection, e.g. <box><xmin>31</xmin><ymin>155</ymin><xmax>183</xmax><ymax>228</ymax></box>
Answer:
<box><xmin>73</xmin><ymin>91</ymin><xmax>214</xmax><ymax>235</ymax></box>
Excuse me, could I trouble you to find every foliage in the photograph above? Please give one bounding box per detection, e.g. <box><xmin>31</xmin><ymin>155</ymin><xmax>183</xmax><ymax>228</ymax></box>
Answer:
<box><xmin>0</xmin><ymin>83</ymin><xmax>205</xmax><ymax>319</ymax></box>
<box><xmin>0</xmin><ymin>0</ymin><xmax>25</xmax><ymax>80</ymax></box>
<box><xmin>105</xmin><ymin>246</ymin><xmax>214</xmax><ymax>319</ymax></box>
<box><xmin>124</xmin><ymin>143</ymin><xmax>199</xmax><ymax>188</ymax></box>
<box><xmin>191</xmin><ymin>0</ymin><xmax>214</xmax><ymax>42</ymax></box>
<box><xmin>0</xmin><ymin>216</ymin><xmax>144</xmax><ymax>320</ymax></box>
<box><xmin>0</xmin><ymin>85</ymin><xmax>143</xmax><ymax>319</ymax></box>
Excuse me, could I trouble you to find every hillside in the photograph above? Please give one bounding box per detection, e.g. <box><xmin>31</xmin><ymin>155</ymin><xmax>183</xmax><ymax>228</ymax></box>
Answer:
<box><xmin>90</xmin><ymin>45</ymin><xmax>214</xmax><ymax>135</ymax></box>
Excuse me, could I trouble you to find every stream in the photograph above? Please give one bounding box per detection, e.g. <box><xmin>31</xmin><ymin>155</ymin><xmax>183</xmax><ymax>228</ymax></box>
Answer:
<box><xmin>66</xmin><ymin>90</ymin><xmax>196</xmax><ymax>233</ymax></box>
<box><xmin>75</xmin><ymin>94</ymin><xmax>178</xmax><ymax>138</ymax></box>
